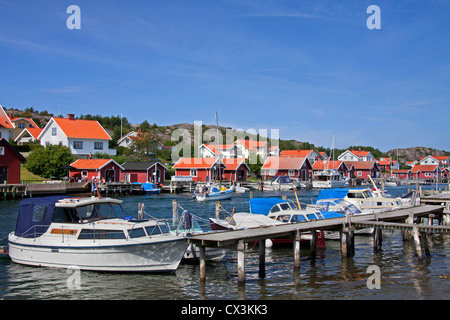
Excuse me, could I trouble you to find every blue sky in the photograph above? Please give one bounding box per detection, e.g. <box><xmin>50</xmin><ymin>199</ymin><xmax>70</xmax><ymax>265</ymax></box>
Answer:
<box><xmin>1</xmin><ymin>0</ymin><xmax>449</xmax><ymax>152</ymax></box>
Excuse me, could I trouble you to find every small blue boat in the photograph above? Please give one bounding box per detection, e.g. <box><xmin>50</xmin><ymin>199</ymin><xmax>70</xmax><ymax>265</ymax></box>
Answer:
<box><xmin>133</xmin><ymin>182</ymin><xmax>161</xmax><ymax>194</ymax></box>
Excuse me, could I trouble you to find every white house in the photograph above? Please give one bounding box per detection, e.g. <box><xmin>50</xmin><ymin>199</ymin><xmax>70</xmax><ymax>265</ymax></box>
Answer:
<box><xmin>0</xmin><ymin>105</ymin><xmax>14</xmax><ymax>141</ymax></box>
<box><xmin>38</xmin><ymin>114</ymin><xmax>116</xmax><ymax>157</ymax></box>
<box><xmin>117</xmin><ymin>131</ymin><xmax>139</xmax><ymax>148</ymax></box>
<box><xmin>338</xmin><ymin>149</ymin><xmax>376</xmax><ymax>162</ymax></box>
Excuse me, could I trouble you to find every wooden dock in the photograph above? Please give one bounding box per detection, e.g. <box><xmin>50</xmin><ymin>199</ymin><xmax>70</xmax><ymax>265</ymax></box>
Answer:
<box><xmin>189</xmin><ymin>204</ymin><xmax>447</xmax><ymax>284</ymax></box>
<box><xmin>0</xmin><ymin>182</ymin><xmax>90</xmax><ymax>200</ymax></box>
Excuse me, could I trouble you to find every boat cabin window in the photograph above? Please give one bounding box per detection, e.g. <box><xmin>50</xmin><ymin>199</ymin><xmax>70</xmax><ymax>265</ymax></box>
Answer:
<box><xmin>32</xmin><ymin>205</ymin><xmax>47</xmax><ymax>223</ymax></box>
<box><xmin>145</xmin><ymin>224</ymin><xmax>170</xmax><ymax>236</ymax></box>
<box><xmin>76</xmin><ymin>203</ymin><xmax>125</xmax><ymax>221</ymax></box>
<box><xmin>307</xmin><ymin>214</ymin><xmax>319</xmax><ymax>220</ymax></box>
<box><xmin>347</xmin><ymin>192</ymin><xmax>364</xmax><ymax>199</ymax></box>
<box><xmin>276</xmin><ymin>215</ymin><xmax>291</xmax><ymax>222</ymax></box>
<box><xmin>270</xmin><ymin>205</ymin><xmax>281</xmax><ymax>213</ymax></box>
<box><xmin>291</xmin><ymin>215</ymin><xmax>307</xmax><ymax>223</ymax></box>
<box><xmin>78</xmin><ymin>229</ymin><xmax>126</xmax><ymax>239</ymax></box>
<box><xmin>52</xmin><ymin>207</ymin><xmax>81</xmax><ymax>223</ymax></box>
<box><xmin>279</xmin><ymin>203</ymin><xmax>291</xmax><ymax>211</ymax></box>
<box><xmin>128</xmin><ymin>228</ymin><xmax>146</xmax><ymax>238</ymax></box>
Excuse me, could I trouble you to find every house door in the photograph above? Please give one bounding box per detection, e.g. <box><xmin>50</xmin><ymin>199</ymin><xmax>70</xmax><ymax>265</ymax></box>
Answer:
<box><xmin>0</xmin><ymin>167</ymin><xmax>7</xmax><ymax>184</ymax></box>
<box><xmin>151</xmin><ymin>169</ymin><xmax>160</xmax><ymax>183</ymax></box>
<box><xmin>105</xmin><ymin>169</ymin><xmax>115</xmax><ymax>182</ymax></box>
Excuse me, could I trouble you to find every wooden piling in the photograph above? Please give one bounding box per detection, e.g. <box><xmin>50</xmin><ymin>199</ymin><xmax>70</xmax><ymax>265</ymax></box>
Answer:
<box><xmin>413</xmin><ymin>225</ymin><xmax>423</xmax><ymax>261</ymax></box>
<box><xmin>340</xmin><ymin>227</ymin><xmax>354</xmax><ymax>257</ymax></box>
<box><xmin>373</xmin><ymin>227</ymin><xmax>382</xmax><ymax>253</ymax></box>
<box><xmin>259</xmin><ymin>239</ymin><xmax>266</xmax><ymax>278</ymax></box>
<box><xmin>310</xmin><ymin>230</ymin><xmax>317</xmax><ymax>256</ymax></box>
<box><xmin>294</xmin><ymin>231</ymin><xmax>301</xmax><ymax>269</ymax></box>
<box><xmin>237</xmin><ymin>240</ymin><xmax>245</xmax><ymax>283</ymax></box>
<box><xmin>172</xmin><ymin>199</ymin><xmax>178</xmax><ymax>227</ymax></box>
<box><xmin>215</xmin><ymin>201</ymin><xmax>221</xmax><ymax>220</ymax></box>
<box><xmin>199</xmin><ymin>245</ymin><xmax>206</xmax><ymax>282</ymax></box>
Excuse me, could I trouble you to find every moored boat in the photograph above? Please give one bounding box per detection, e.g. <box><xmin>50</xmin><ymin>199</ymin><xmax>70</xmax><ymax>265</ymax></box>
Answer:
<box><xmin>195</xmin><ymin>184</ymin><xmax>234</xmax><ymax>201</ymax></box>
<box><xmin>8</xmin><ymin>196</ymin><xmax>188</xmax><ymax>272</ymax></box>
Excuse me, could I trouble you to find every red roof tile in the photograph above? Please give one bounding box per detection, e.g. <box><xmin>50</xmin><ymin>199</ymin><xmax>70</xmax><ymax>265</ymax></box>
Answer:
<box><xmin>313</xmin><ymin>160</ymin><xmax>343</xmax><ymax>170</ymax></box>
<box><xmin>70</xmin><ymin>159</ymin><xmax>116</xmax><ymax>169</ymax></box>
<box><xmin>222</xmin><ymin>158</ymin><xmax>248</xmax><ymax>171</ymax></box>
<box><xmin>53</xmin><ymin>117</ymin><xmax>111</xmax><ymax>140</ymax></box>
<box><xmin>411</xmin><ymin>164</ymin><xmax>438</xmax><ymax>173</ymax></box>
<box><xmin>173</xmin><ymin>157</ymin><xmax>225</xmax><ymax>169</ymax></box>
<box><xmin>262</xmin><ymin>156</ymin><xmax>307</xmax><ymax>170</ymax></box>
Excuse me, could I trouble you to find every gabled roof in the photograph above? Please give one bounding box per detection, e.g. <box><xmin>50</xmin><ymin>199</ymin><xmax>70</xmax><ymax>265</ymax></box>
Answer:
<box><xmin>14</xmin><ymin>127</ymin><xmax>43</xmax><ymax>142</ymax></box>
<box><xmin>222</xmin><ymin>158</ymin><xmax>249</xmax><ymax>171</ymax></box>
<box><xmin>0</xmin><ymin>105</ymin><xmax>14</xmax><ymax>129</ymax></box>
<box><xmin>392</xmin><ymin>169</ymin><xmax>411</xmax><ymax>173</ymax></box>
<box><xmin>0</xmin><ymin>138</ymin><xmax>26</xmax><ymax>163</ymax></box>
<box><xmin>349</xmin><ymin>150</ymin><xmax>371</xmax><ymax>157</ymax></box>
<box><xmin>41</xmin><ymin>117</ymin><xmax>111</xmax><ymax>140</ymax></box>
<box><xmin>70</xmin><ymin>158</ymin><xmax>123</xmax><ymax>170</ymax></box>
<box><xmin>411</xmin><ymin>164</ymin><xmax>438</xmax><ymax>173</ymax></box>
<box><xmin>9</xmin><ymin>116</ymin><xmax>39</xmax><ymax>128</ymax></box>
<box><xmin>173</xmin><ymin>157</ymin><xmax>226</xmax><ymax>169</ymax></box>
<box><xmin>121</xmin><ymin>160</ymin><xmax>168</xmax><ymax>171</ymax></box>
<box><xmin>262</xmin><ymin>156</ymin><xmax>309</xmax><ymax>170</ymax></box>
<box><xmin>313</xmin><ymin>160</ymin><xmax>345</xmax><ymax>170</ymax></box>
<box><xmin>344</xmin><ymin>161</ymin><xmax>379</xmax><ymax>170</ymax></box>
<box><xmin>234</xmin><ymin>139</ymin><xmax>268</xmax><ymax>150</ymax></box>
<box><xmin>280</xmin><ymin>149</ymin><xmax>314</xmax><ymax>157</ymax></box>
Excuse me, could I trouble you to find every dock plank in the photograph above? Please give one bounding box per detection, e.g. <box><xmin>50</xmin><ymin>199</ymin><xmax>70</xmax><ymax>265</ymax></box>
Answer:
<box><xmin>189</xmin><ymin>205</ymin><xmax>444</xmax><ymax>247</ymax></box>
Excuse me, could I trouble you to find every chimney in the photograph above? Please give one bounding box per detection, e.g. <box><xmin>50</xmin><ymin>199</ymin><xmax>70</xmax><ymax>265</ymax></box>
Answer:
<box><xmin>67</xmin><ymin>114</ymin><xmax>75</xmax><ymax>120</ymax></box>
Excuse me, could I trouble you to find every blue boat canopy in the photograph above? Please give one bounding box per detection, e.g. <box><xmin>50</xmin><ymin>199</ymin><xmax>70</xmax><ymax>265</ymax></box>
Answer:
<box><xmin>250</xmin><ymin>197</ymin><xmax>290</xmax><ymax>215</ymax></box>
<box><xmin>14</xmin><ymin>196</ymin><xmax>69</xmax><ymax>238</ymax></box>
<box><xmin>314</xmin><ymin>189</ymin><xmax>351</xmax><ymax>204</ymax></box>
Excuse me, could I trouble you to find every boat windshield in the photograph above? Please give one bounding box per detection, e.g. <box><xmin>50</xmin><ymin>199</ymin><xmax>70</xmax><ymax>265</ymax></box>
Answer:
<box><xmin>76</xmin><ymin>202</ymin><xmax>126</xmax><ymax>221</ymax></box>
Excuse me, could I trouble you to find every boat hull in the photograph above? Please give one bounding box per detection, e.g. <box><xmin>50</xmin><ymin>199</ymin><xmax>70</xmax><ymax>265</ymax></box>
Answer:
<box><xmin>195</xmin><ymin>189</ymin><xmax>233</xmax><ymax>201</ymax></box>
<box><xmin>8</xmin><ymin>234</ymin><xmax>188</xmax><ymax>273</ymax></box>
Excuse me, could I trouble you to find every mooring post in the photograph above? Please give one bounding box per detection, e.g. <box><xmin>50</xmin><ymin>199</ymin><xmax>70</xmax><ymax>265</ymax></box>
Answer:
<box><xmin>373</xmin><ymin>227</ymin><xmax>382</xmax><ymax>253</ymax></box>
<box><xmin>310</xmin><ymin>230</ymin><xmax>317</xmax><ymax>257</ymax></box>
<box><xmin>294</xmin><ymin>231</ymin><xmax>301</xmax><ymax>269</ymax></box>
<box><xmin>199</xmin><ymin>245</ymin><xmax>206</xmax><ymax>282</ymax></box>
<box><xmin>413</xmin><ymin>224</ymin><xmax>423</xmax><ymax>261</ymax></box>
<box><xmin>259</xmin><ymin>239</ymin><xmax>266</xmax><ymax>278</ymax></box>
<box><xmin>215</xmin><ymin>201</ymin><xmax>221</xmax><ymax>220</ymax></box>
<box><xmin>237</xmin><ymin>240</ymin><xmax>245</xmax><ymax>284</ymax></box>
<box><xmin>172</xmin><ymin>199</ymin><xmax>178</xmax><ymax>228</ymax></box>
<box><xmin>340</xmin><ymin>226</ymin><xmax>354</xmax><ymax>257</ymax></box>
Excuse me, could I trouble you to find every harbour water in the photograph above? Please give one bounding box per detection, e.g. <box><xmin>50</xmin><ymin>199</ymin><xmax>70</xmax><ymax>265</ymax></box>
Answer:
<box><xmin>0</xmin><ymin>185</ymin><xmax>448</xmax><ymax>300</ymax></box>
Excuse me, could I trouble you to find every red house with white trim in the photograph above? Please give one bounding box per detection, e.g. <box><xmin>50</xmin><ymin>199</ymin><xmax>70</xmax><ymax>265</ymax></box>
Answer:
<box><xmin>261</xmin><ymin>156</ymin><xmax>312</xmax><ymax>181</ymax></box>
<box><xmin>222</xmin><ymin>158</ymin><xmax>249</xmax><ymax>182</ymax></box>
<box><xmin>173</xmin><ymin>157</ymin><xmax>226</xmax><ymax>182</ymax></box>
<box><xmin>411</xmin><ymin>164</ymin><xmax>440</xmax><ymax>180</ymax></box>
<box><xmin>69</xmin><ymin>159</ymin><xmax>123</xmax><ymax>182</ymax></box>
<box><xmin>391</xmin><ymin>169</ymin><xmax>411</xmax><ymax>180</ymax></box>
<box><xmin>120</xmin><ymin>160</ymin><xmax>167</xmax><ymax>184</ymax></box>
<box><xmin>344</xmin><ymin>161</ymin><xmax>380</xmax><ymax>179</ymax></box>
<box><xmin>0</xmin><ymin>138</ymin><xmax>26</xmax><ymax>184</ymax></box>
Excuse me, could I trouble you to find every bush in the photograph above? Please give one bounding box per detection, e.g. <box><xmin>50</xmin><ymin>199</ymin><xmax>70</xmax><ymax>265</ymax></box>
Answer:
<box><xmin>25</xmin><ymin>145</ymin><xmax>76</xmax><ymax>179</ymax></box>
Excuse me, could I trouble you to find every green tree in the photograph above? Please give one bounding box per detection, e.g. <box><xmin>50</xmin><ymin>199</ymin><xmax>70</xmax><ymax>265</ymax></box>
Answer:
<box><xmin>25</xmin><ymin>145</ymin><xmax>76</xmax><ymax>179</ymax></box>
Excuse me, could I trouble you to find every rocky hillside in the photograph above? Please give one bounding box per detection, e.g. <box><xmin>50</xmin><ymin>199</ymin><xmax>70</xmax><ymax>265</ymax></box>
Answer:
<box><xmin>386</xmin><ymin>147</ymin><xmax>449</xmax><ymax>163</ymax></box>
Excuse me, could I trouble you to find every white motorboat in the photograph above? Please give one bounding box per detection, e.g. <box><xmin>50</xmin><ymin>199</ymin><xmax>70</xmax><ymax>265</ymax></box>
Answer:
<box><xmin>312</xmin><ymin>169</ymin><xmax>348</xmax><ymax>189</ymax></box>
<box><xmin>263</xmin><ymin>176</ymin><xmax>296</xmax><ymax>191</ymax></box>
<box><xmin>195</xmin><ymin>185</ymin><xmax>234</xmax><ymax>201</ymax></box>
<box><xmin>8</xmin><ymin>196</ymin><xmax>188</xmax><ymax>272</ymax></box>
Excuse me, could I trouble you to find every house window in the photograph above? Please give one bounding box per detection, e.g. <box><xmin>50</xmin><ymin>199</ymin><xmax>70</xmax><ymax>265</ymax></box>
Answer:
<box><xmin>94</xmin><ymin>142</ymin><xmax>103</xmax><ymax>150</ymax></box>
<box><xmin>18</xmin><ymin>123</ymin><xmax>26</xmax><ymax>128</ymax></box>
<box><xmin>52</xmin><ymin>127</ymin><xmax>57</xmax><ymax>136</ymax></box>
<box><xmin>288</xmin><ymin>170</ymin><xmax>295</xmax><ymax>176</ymax></box>
<box><xmin>73</xmin><ymin>141</ymin><xmax>83</xmax><ymax>149</ymax></box>
<box><xmin>357</xmin><ymin>171</ymin><xmax>362</xmax><ymax>177</ymax></box>
<box><xmin>0</xmin><ymin>147</ymin><xmax>4</xmax><ymax>155</ymax></box>
<box><xmin>190</xmin><ymin>169</ymin><xmax>197</xmax><ymax>177</ymax></box>
<box><xmin>81</xmin><ymin>171</ymin><xmax>88</xmax><ymax>177</ymax></box>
